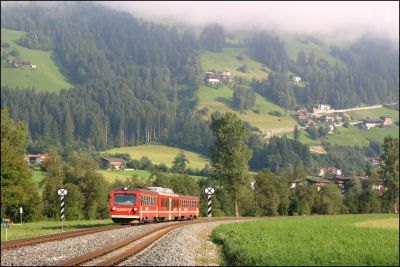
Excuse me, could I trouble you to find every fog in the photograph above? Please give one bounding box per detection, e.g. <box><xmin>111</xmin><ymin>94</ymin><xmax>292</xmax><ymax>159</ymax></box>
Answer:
<box><xmin>99</xmin><ymin>1</ymin><xmax>399</xmax><ymax>42</ymax></box>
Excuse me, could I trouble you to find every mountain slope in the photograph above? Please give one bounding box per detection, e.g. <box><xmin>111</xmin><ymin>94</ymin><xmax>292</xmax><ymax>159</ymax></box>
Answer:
<box><xmin>1</xmin><ymin>28</ymin><xmax>73</xmax><ymax>92</ymax></box>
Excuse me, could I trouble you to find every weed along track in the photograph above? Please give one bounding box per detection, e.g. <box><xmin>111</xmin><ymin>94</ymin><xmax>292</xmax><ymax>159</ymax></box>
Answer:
<box><xmin>1</xmin><ymin>225</ymin><xmax>128</xmax><ymax>250</ymax></box>
<box><xmin>57</xmin><ymin>218</ymin><xmax>250</xmax><ymax>266</ymax></box>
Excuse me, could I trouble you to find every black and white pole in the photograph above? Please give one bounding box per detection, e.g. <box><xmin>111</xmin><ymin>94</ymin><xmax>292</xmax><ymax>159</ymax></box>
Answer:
<box><xmin>57</xmin><ymin>188</ymin><xmax>68</xmax><ymax>231</ymax></box>
<box><xmin>204</xmin><ymin>187</ymin><xmax>215</xmax><ymax>218</ymax></box>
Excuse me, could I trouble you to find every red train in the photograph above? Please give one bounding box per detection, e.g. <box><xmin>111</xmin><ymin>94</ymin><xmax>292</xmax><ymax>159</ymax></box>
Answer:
<box><xmin>109</xmin><ymin>186</ymin><xmax>200</xmax><ymax>223</ymax></box>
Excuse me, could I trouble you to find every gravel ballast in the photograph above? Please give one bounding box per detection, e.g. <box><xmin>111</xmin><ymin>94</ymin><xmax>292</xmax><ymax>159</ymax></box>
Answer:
<box><xmin>1</xmin><ymin>220</ymin><xmax>243</xmax><ymax>266</ymax></box>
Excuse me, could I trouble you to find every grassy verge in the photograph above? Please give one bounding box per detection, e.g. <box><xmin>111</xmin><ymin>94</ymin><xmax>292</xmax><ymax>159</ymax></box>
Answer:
<box><xmin>212</xmin><ymin>214</ymin><xmax>399</xmax><ymax>266</ymax></box>
<box><xmin>0</xmin><ymin>219</ymin><xmax>113</xmax><ymax>242</ymax></box>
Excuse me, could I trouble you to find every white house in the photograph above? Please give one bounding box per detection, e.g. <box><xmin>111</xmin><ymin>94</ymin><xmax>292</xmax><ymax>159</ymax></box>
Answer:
<box><xmin>313</xmin><ymin>104</ymin><xmax>331</xmax><ymax>114</ymax></box>
<box><xmin>292</xmin><ymin>76</ymin><xmax>302</xmax><ymax>83</ymax></box>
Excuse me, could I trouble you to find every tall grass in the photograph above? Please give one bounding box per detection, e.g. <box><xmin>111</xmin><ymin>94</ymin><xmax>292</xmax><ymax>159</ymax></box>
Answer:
<box><xmin>212</xmin><ymin>214</ymin><xmax>399</xmax><ymax>266</ymax></box>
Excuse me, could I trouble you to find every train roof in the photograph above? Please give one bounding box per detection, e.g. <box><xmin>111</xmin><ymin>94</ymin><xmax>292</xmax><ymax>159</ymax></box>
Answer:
<box><xmin>111</xmin><ymin>187</ymin><xmax>198</xmax><ymax>199</ymax></box>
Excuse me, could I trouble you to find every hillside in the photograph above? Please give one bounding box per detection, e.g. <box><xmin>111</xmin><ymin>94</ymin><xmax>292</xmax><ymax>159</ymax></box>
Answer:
<box><xmin>196</xmin><ymin>85</ymin><xmax>298</xmax><ymax>132</ymax></box>
<box><xmin>102</xmin><ymin>144</ymin><xmax>210</xmax><ymax>170</ymax></box>
<box><xmin>200</xmin><ymin>47</ymin><xmax>270</xmax><ymax>81</ymax></box>
<box><xmin>1</xmin><ymin>28</ymin><xmax>73</xmax><ymax>92</ymax></box>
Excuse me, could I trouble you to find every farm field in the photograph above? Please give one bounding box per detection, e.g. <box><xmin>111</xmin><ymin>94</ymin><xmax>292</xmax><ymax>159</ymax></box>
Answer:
<box><xmin>196</xmin><ymin>85</ymin><xmax>298</xmax><ymax>131</ymax></box>
<box><xmin>200</xmin><ymin>47</ymin><xmax>269</xmax><ymax>81</ymax></box>
<box><xmin>283</xmin><ymin>124</ymin><xmax>399</xmax><ymax>147</ymax></box>
<box><xmin>97</xmin><ymin>169</ymin><xmax>152</xmax><ymax>183</ymax></box>
<box><xmin>349</xmin><ymin>107</ymin><xmax>399</xmax><ymax>121</ymax></box>
<box><xmin>212</xmin><ymin>214</ymin><xmax>399</xmax><ymax>266</ymax></box>
<box><xmin>1</xmin><ymin>28</ymin><xmax>72</xmax><ymax>92</ymax></box>
<box><xmin>102</xmin><ymin>144</ymin><xmax>210</xmax><ymax>170</ymax></box>
<box><xmin>98</xmin><ymin>169</ymin><xmax>204</xmax><ymax>184</ymax></box>
<box><xmin>0</xmin><ymin>219</ymin><xmax>113</xmax><ymax>242</ymax></box>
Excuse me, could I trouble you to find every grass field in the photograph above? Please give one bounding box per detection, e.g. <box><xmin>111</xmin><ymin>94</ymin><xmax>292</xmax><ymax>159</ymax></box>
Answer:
<box><xmin>349</xmin><ymin>107</ymin><xmax>399</xmax><ymax>121</ymax></box>
<box><xmin>283</xmin><ymin>124</ymin><xmax>399</xmax><ymax>147</ymax></box>
<box><xmin>280</xmin><ymin>33</ymin><xmax>344</xmax><ymax>67</ymax></box>
<box><xmin>212</xmin><ymin>214</ymin><xmax>399</xmax><ymax>266</ymax></box>
<box><xmin>1</xmin><ymin>28</ymin><xmax>72</xmax><ymax>92</ymax></box>
<box><xmin>102</xmin><ymin>144</ymin><xmax>210</xmax><ymax>170</ymax></box>
<box><xmin>31</xmin><ymin>169</ymin><xmax>46</xmax><ymax>185</ymax></box>
<box><xmin>97</xmin><ymin>169</ymin><xmax>152</xmax><ymax>183</ymax></box>
<box><xmin>197</xmin><ymin>85</ymin><xmax>298</xmax><ymax>131</ymax></box>
<box><xmin>0</xmin><ymin>219</ymin><xmax>113</xmax><ymax>242</ymax></box>
<box><xmin>98</xmin><ymin>169</ymin><xmax>204</xmax><ymax>184</ymax></box>
<box><xmin>200</xmin><ymin>47</ymin><xmax>269</xmax><ymax>81</ymax></box>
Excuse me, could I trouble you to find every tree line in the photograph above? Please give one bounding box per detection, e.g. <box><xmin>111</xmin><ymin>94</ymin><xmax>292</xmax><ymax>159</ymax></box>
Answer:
<box><xmin>1</xmin><ymin>110</ymin><xmax>398</xmax><ymax>222</ymax></box>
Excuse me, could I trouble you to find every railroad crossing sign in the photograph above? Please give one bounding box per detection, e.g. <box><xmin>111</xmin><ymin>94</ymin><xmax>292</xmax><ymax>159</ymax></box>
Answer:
<box><xmin>57</xmin><ymin>188</ymin><xmax>68</xmax><ymax>196</ymax></box>
<box><xmin>57</xmin><ymin>188</ymin><xmax>67</xmax><ymax>231</ymax></box>
<box><xmin>204</xmin><ymin>187</ymin><xmax>215</xmax><ymax>195</ymax></box>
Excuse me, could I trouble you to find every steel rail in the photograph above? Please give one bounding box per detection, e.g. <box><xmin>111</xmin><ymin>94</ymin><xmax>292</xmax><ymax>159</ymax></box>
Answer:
<box><xmin>1</xmin><ymin>224</ymin><xmax>128</xmax><ymax>250</ymax></box>
<box><xmin>57</xmin><ymin>217</ymin><xmax>249</xmax><ymax>266</ymax></box>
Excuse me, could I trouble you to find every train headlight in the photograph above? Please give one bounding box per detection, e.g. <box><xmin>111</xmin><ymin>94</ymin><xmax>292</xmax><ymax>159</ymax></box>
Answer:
<box><xmin>133</xmin><ymin>208</ymin><xmax>137</xmax><ymax>211</ymax></box>
<box><xmin>112</xmin><ymin>207</ymin><xmax>116</xmax><ymax>211</ymax></box>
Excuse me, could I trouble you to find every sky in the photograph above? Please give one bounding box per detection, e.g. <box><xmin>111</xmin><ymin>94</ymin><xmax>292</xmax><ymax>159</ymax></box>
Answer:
<box><xmin>99</xmin><ymin>1</ymin><xmax>399</xmax><ymax>42</ymax></box>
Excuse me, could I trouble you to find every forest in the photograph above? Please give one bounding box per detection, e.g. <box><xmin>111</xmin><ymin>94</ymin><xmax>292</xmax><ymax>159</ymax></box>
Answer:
<box><xmin>1</xmin><ymin>2</ymin><xmax>398</xmax><ymax>158</ymax></box>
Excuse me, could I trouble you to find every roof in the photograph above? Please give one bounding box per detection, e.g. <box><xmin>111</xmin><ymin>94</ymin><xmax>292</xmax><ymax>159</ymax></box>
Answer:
<box><xmin>306</xmin><ymin>178</ymin><xmax>332</xmax><ymax>183</ymax></box>
<box><xmin>100</xmin><ymin>157</ymin><xmax>126</xmax><ymax>163</ymax></box>
<box><xmin>363</xmin><ymin>119</ymin><xmax>382</xmax><ymax>124</ymax></box>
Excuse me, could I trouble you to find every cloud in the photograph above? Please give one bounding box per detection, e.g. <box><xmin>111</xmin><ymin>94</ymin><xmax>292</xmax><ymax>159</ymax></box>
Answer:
<box><xmin>99</xmin><ymin>1</ymin><xmax>399</xmax><ymax>42</ymax></box>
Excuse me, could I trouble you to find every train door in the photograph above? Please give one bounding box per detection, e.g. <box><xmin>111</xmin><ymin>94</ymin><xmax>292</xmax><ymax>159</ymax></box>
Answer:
<box><xmin>168</xmin><ymin>197</ymin><xmax>172</xmax><ymax>220</ymax></box>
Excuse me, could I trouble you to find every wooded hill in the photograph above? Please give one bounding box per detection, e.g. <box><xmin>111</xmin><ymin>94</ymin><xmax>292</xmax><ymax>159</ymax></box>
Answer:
<box><xmin>1</xmin><ymin>2</ymin><xmax>398</xmax><ymax>156</ymax></box>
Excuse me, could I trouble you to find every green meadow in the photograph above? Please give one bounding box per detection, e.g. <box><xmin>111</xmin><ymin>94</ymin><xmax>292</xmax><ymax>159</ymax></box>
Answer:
<box><xmin>97</xmin><ymin>169</ymin><xmax>152</xmax><ymax>183</ymax></box>
<box><xmin>280</xmin><ymin>33</ymin><xmax>344</xmax><ymax>66</ymax></box>
<box><xmin>1</xmin><ymin>28</ymin><xmax>72</xmax><ymax>92</ymax></box>
<box><xmin>102</xmin><ymin>144</ymin><xmax>210</xmax><ymax>170</ymax></box>
<box><xmin>349</xmin><ymin>107</ymin><xmax>399</xmax><ymax>121</ymax></box>
<box><xmin>0</xmin><ymin>219</ymin><xmax>113</xmax><ymax>242</ymax></box>
<box><xmin>212</xmin><ymin>214</ymin><xmax>399</xmax><ymax>266</ymax></box>
<box><xmin>196</xmin><ymin>85</ymin><xmax>298</xmax><ymax>131</ymax></box>
<box><xmin>200</xmin><ymin>47</ymin><xmax>269</xmax><ymax>81</ymax></box>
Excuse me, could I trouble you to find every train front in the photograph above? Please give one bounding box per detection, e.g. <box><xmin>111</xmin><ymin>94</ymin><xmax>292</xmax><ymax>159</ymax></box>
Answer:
<box><xmin>110</xmin><ymin>188</ymin><xmax>139</xmax><ymax>223</ymax></box>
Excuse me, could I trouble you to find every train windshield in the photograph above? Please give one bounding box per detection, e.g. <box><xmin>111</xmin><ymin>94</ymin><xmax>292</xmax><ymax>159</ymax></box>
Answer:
<box><xmin>114</xmin><ymin>193</ymin><xmax>136</xmax><ymax>206</ymax></box>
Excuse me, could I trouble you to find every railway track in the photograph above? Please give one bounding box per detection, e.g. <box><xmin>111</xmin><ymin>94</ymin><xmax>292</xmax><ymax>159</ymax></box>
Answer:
<box><xmin>57</xmin><ymin>218</ymin><xmax>250</xmax><ymax>266</ymax></box>
<box><xmin>1</xmin><ymin>224</ymin><xmax>129</xmax><ymax>250</ymax></box>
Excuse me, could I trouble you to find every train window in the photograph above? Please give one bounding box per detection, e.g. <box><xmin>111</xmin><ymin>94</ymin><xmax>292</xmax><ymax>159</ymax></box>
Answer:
<box><xmin>114</xmin><ymin>194</ymin><xmax>136</xmax><ymax>206</ymax></box>
<box><xmin>161</xmin><ymin>198</ymin><xmax>168</xmax><ymax>207</ymax></box>
<box><xmin>172</xmin><ymin>199</ymin><xmax>178</xmax><ymax>208</ymax></box>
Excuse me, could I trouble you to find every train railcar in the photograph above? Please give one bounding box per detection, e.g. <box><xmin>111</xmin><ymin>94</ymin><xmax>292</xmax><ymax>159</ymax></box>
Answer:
<box><xmin>109</xmin><ymin>187</ymin><xmax>200</xmax><ymax>223</ymax></box>
<box><xmin>179</xmin><ymin>195</ymin><xmax>200</xmax><ymax>220</ymax></box>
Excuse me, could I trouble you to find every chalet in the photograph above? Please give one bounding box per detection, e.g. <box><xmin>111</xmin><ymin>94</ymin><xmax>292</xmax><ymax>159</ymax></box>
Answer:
<box><xmin>292</xmin><ymin>76</ymin><xmax>302</xmax><ymax>83</ymax></box>
<box><xmin>319</xmin><ymin>167</ymin><xmax>341</xmax><ymax>177</ymax></box>
<box><xmin>288</xmin><ymin>179</ymin><xmax>304</xmax><ymax>189</ymax></box>
<box><xmin>306</xmin><ymin>178</ymin><xmax>332</xmax><ymax>191</ymax></box>
<box><xmin>320</xmin><ymin>115</ymin><xmax>335</xmax><ymax>123</ymax></box>
<box><xmin>11</xmin><ymin>59</ymin><xmax>32</xmax><ymax>68</ymax></box>
<box><xmin>219</xmin><ymin>71</ymin><xmax>232</xmax><ymax>81</ymax></box>
<box><xmin>381</xmin><ymin>116</ymin><xmax>392</xmax><ymax>127</ymax></box>
<box><xmin>368</xmin><ymin>158</ymin><xmax>381</xmax><ymax>166</ymax></box>
<box><xmin>25</xmin><ymin>154</ymin><xmax>47</xmax><ymax>166</ymax></box>
<box><xmin>313</xmin><ymin>104</ymin><xmax>331</xmax><ymax>114</ymax></box>
<box><xmin>100</xmin><ymin>157</ymin><xmax>126</xmax><ymax>170</ymax></box>
<box><xmin>362</xmin><ymin>119</ymin><xmax>382</xmax><ymax>129</ymax></box>
<box><xmin>207</xmin><ymin>73</ymin><xmax>220</xmax><ymax>85</ymax></box>
<box><xmin>334</xmin><ymin>176</ymin><xmax>350</xmax><ymax>191</ymax></box>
